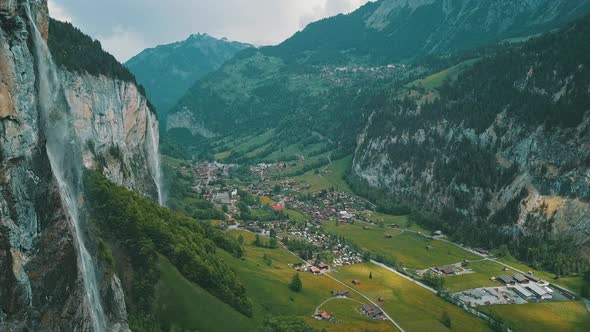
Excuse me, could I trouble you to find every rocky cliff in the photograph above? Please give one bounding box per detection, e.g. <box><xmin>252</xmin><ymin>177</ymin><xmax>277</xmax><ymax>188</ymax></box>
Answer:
<box><xmin>352</xmin><ymin>16</ymin><xmax>590</xmax><ymax>271</ymax></box>
<box><xmin>0</xmin><ymin>1</ymin><xmax>161</xmax><ymax>330</ymax></box>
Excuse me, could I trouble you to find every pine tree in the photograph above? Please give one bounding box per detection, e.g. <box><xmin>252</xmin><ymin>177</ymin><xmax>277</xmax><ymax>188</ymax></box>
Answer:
<box><xmin>289</xmin><ymin>273</ymin><xmax>303</xmax><ymax>292</ymax></box>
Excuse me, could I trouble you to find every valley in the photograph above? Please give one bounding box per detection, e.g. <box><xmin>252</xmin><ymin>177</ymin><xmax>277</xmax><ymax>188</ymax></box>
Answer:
<box><xmin>2</xmin><ymin>0</ymin><xmax>590</xmax><ymax>331</ymax></box>
<box><xmin>161</xmin><ymin>153</ymin><xmax>589</xmax><ymax>331</ymax></box>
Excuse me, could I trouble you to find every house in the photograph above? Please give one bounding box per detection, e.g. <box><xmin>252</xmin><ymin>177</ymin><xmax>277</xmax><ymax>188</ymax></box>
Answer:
<box><xmin>512</xmin><ymin>274</ymin><xmax>529</xmax><ymax>284</ymax></box>
<box><xmin>331</xmin><ymin>290</ymin><xmax>350</xmax><ymax>298</ymax></box>
<box><xmin>316</xmin><ymin>262</ymin><xmax>330</xmax><ymax>272</ymax></box>
<box><xmin>310</xmin><ymin>266</ymin><xmax>321</xmax><ymax>275</ymax></box>
<box><xmin>316</xmin><ymin>310</ymin><xmax>331</xmax><ymax>320</ymax></box>
<box><xmin>352</xmin><ymin>280</ymin><xmax>361</xmax><ymax>285</ymax></box>
<box><xmin>498</xmin><ymin>275</ymin><xmax>515</xmax><ymax>285</ymax></box>
<box><xmin>271</xmin><ymin>204</ymin><xmax>285</xmax><ymax>211</ymax></box>
<box><xmin>433</xmin><ymin>230</ymin><xmax>443</xmax><ymax>237</ymax></box>
<box><xmin>360</xmin><ymin>304</ymin><xmax>384</xmax><ymax>320</ymax></box>
<box><xmin>436</xmin><ymin>266</ymin><xmax>456</xmax><ymax>276</ymax></box>
<box><xmin>384</xmin><ymin>233</ymin><xmax>393</xmax><ymax>238</ymax></box>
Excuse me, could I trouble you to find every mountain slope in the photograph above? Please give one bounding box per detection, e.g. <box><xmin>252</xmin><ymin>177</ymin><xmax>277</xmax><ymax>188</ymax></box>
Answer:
<box><xmin>352</xmin><ymin>14</ymin><xmax>590</xmax><ymax>274</ymax></box>
<box><xmin>126</xmin><ymin>33</ymin><xmax>252</xmax><ymax>116</ymax></box>
<box><xmin>265</xmin><ymin>0</ymin><xmax>590</xmax><ymax>64</ymax></box>
<box><xmin>166</xmin><ymin>0</ymin><xmax>590</xmax><ymax>159</ymax></box>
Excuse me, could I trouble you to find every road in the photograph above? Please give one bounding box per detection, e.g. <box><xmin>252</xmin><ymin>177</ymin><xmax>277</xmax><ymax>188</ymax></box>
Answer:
<box><xmin>281</xmin><ymin>245</ymin><xmax>405</xmax><ymax>332</ymax></box>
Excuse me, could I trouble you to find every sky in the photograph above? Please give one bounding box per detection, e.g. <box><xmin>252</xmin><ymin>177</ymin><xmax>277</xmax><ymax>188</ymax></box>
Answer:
<box><xmin>48</xmin><ymin>0</ymin><xmax>373</xmax><ymax>62</ymax></box>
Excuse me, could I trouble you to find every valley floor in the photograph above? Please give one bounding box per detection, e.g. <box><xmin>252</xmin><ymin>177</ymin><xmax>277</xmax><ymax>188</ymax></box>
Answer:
<box><xmin>162</xmin><ymin>155</ymin><xmax>590</xmax><ymax>332</ymax></box>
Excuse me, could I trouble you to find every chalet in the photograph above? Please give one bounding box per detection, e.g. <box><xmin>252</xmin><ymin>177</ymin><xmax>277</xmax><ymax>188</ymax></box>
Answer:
<box><xmin>331</xmin><ymin>290</ymin><xmax>350</xmax><ymax>298</ymax></box>
<box><xmin>317</xmin><ymin>262</ymin><xmax>330</xmax><ymax>272</ymax></box>
<box><xmin>362</xmin><ymin>226</ymin><xmax>370</xmax><ymax>230</ymax></box>
<box><xmin>435</xmin><ymin>265</ymin><xmax>456</xmax><ymax>276</ymax></box>
<box><xmin>316</xmin><ymin>310</ymin><xmax>332</xmax><ymax>320</ymax></box>
<box><xmin>271</xmin><ymin>204</ymin><xmax>285</xmax><ymax>211</ymax></box>
<box><xmin>498</xmin><ymin>275</ymin><xmax>515</xmax><ymax>285</ymax></box>
<box><xmin>310</xmin><ymin>266</ymin><xmax>321</xmax><ymax>275</ymax></box>
<box><xmin>384</xmin><ymin>233</ymin><xmax>393</xmax><ymax>239</ymax></box>
<box><xmin>352</xmin><ymin>280</ymin><xmax>361</xmax><ymax>285</ymax></box>
<box><xmin>433</xmin><ymin>230</ymin><xmax>443</xmax><ymax>237</ymax></box>
<box><xmin>474</xmin><ymin>248</ymin><xmax>490</xmax><ymax>256</ymax></box>
<box><xmin>360</xmin><ymin>304</ymin><xmax>384</xmax><ymax>320</ymax></box>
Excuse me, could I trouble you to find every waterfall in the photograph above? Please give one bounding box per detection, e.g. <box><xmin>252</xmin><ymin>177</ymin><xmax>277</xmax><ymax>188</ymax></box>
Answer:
<box><xmin>24</xmin><ymin>1</ymin><xmax>106</xmax><ymax>331</ymax></box>
<box><xmin>146</xmin><ymin>110</ymin><xmax>164</xmax><ymax>206</ymax></box>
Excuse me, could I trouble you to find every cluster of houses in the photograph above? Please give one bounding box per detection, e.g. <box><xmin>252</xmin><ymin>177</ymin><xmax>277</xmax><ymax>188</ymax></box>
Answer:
<box><xmin>292</xmin><ymin>261</ymin><xmax>331</xmax><ymax>275</ymax></box>
<box><xmin>286</xmin><ymin>224</ymin><xmax>363</xmax><ymax>267</ymax></box>
<box><xmin>495</xmin><ymin>274</ymin><xmax>553</xmax><ymax>300</ymax></box>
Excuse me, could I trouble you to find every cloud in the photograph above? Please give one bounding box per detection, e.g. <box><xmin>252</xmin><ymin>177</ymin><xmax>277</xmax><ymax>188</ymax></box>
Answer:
<box><xmin>47</xmin><ymin>0</ymin><xmax>73</xmax><ymax>22</ymax></box>
<box><xmin>97</xmin><ymin>26</ymin><xmax>149</xmax><ymax>63</ymax></box>
<box><xmin>49</xmin><ymin>0</ymin><xmax>372</xmax><ymax>62</ymax></box>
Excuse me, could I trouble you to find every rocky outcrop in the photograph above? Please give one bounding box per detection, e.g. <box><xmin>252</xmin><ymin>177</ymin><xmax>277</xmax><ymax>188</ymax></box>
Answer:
<box><xmin>0</xmin><ymin>1</ymin><xmax>160</xmax><ymax>330</ymax></box>
<box><xmin>167</xmin><ymin>106</ymin><xmax>217</xmax><ymax>138</ymax></box>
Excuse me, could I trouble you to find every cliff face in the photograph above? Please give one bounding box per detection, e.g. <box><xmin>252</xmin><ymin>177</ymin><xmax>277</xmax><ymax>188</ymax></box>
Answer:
<box><xmin>352</xmin><ymin>17</ymin><xmax>590</xmax><ymax>261</ymax></box>
<box><xmin>0</xmin><ymin>1</ymin><xmax>160</xmax><ymax>330</ymax></box>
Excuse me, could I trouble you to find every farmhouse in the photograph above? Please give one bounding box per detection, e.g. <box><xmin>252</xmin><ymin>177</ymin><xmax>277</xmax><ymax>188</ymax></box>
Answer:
<box><xmin>331</xmin><ymin>290</ymin><xmax>350</xmax><ymax>298</ymax></box>
<box><xmin>315</xmin><ymin>310</ymin><xmax>332</xmax><ymax>320</ymax></box>
<box><xmin>433</xmin><ymin>266</ymin><xmax>456</xmax><ymax>276</ymax></box>
<box><xmin>310</xmin><ymin>266</ymin><xmax>321</xmax><ymax>275</ymax></box>
<box><xmin>352</xmin><ymin>280</ymin><xmax>361</xmax><ymax>285</ymax></box>
<box><xmin>360</xmin><ymin>304</ymin><xmax>384</xmax><ymax>320</ymax></box>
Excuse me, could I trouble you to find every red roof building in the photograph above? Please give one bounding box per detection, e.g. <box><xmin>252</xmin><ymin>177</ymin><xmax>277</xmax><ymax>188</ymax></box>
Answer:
<box><xmin>271</xmin><ymin>204</ymin><xmax>285</xmax><ymax>211</ymax></box>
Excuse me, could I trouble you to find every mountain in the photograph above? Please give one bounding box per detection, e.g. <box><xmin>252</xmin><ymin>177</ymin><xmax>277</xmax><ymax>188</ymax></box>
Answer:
<box><xmin>126</xmin><ymin>33</ymin><xmax>252</xmax><ymax>117</ymax></box>
<box><xmin>352</xmin><ymin>14</ymin><xmax>590</xmax><ymax>274</ymax></box>
<box><xmin>265</xmin><ymin>0</ymin><xmax>590</xmax><ymax>64</ymax></box>
<box><xmin>166</xmin><ymin>0</ymin><xmax>590</xmax><ymax>158</ymax></box>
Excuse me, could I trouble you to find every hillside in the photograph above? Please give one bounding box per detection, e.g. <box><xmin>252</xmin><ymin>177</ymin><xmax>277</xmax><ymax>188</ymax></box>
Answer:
<box><xmin>166</xmin><ymin>0</ymin><xmax>590</xmax><ymax>160</ymax></box>
<box><xmin>264</xmin><ymin>0</ymin><xmax>590</xmax><ymax>64</ymax></box>
<box><xmin>352</xmin><ymin>14</ymin><xmax>590</xmax><ymax>275</ymax></box>
<box><xmin>126</xmin><ymin>33</ymin><xmax>252</xmax><ymax>117</ymax></box>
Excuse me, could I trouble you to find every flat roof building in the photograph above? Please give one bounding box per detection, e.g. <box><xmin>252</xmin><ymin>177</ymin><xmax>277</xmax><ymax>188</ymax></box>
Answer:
<box><xmin>512</xmin><ymin>285</ymin><xmax>533</xmax><ymax>299</ymax></box>
<box><xmin>526</xmin><ymin>284</ymin><xmax>552</xmax><ymax>299</ymax></box>
<box><xmin>498</xmin><ymin>275</ymin><xmax>515</xmax><ymax>285</ymax></box>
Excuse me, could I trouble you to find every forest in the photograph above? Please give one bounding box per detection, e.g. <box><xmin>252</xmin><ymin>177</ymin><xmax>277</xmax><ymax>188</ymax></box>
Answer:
<box><xmin>83</xmin><ymin>171</ymin><xmax>250</xmax><ymax>330</ymax></box>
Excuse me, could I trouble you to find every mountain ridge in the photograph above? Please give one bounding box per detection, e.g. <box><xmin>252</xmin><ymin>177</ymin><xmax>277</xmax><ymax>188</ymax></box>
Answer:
<box><xmin>126</xmin><ymin>32</ymin><xmax>252</xmax><ymax>118</ymax></box>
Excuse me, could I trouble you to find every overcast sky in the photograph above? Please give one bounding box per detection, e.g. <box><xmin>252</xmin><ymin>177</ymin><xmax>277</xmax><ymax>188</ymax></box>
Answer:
<box><xmin>48</xmin><ymin>0</ymin><xmax>372</xmax><ymax>62</ymax></box>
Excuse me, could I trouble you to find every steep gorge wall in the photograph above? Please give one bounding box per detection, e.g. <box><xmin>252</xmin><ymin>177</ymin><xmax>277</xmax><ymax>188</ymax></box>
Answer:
<box><xmin>0</xmin><ymin>1</ymin><xmax>160</xmax><ymax>330</ymax></box>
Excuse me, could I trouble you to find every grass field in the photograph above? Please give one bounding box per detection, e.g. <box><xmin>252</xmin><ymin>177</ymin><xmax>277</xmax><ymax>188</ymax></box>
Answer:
<box><xmin>334</xmin><ymin>263</ymin><xmax>492</xmax><ymax>332</ymax></box>
<box><xmin>481</xmin><ymin>302</ymin><xmax>590</xmax><ymax>332</ymax></box>
<box><xmin>409</xmin><ymin>59</ymin><xmax>479</xmax><ymax>91</ymax></box>
<box><xmin>221</xmin><ymin>230</ymin><xmax>394</xmax><ymax>331</ymax></box>
<box><xmin>309</xmin><ymin>298</ymin><xmax>395</xmax><ymax>332</ymax></box>
<box><xmin>361</xmin><ymin>213</ymin><xmax>428</xmax><ymax>233</ymax></box>
<box><xmin>324</xmin><ymin>222</ymin><xmax>479</xmax><ymax>269</ymax></box>
<box><xmin>295</xmin><ymin>155</ymin><xmax>353</xmax><ymax>193</ymax></box>
<box><xmin>156</xmin><ymin>256</ymin><xmax>256</xmax><ymax>331</ymax></box>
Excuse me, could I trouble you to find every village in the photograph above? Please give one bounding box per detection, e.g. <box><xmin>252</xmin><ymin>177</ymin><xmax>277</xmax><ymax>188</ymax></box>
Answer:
<box><xmin>168</xmin><ymin>159</ymin><xmax>586</xmax><ymax>329</ymax></box>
